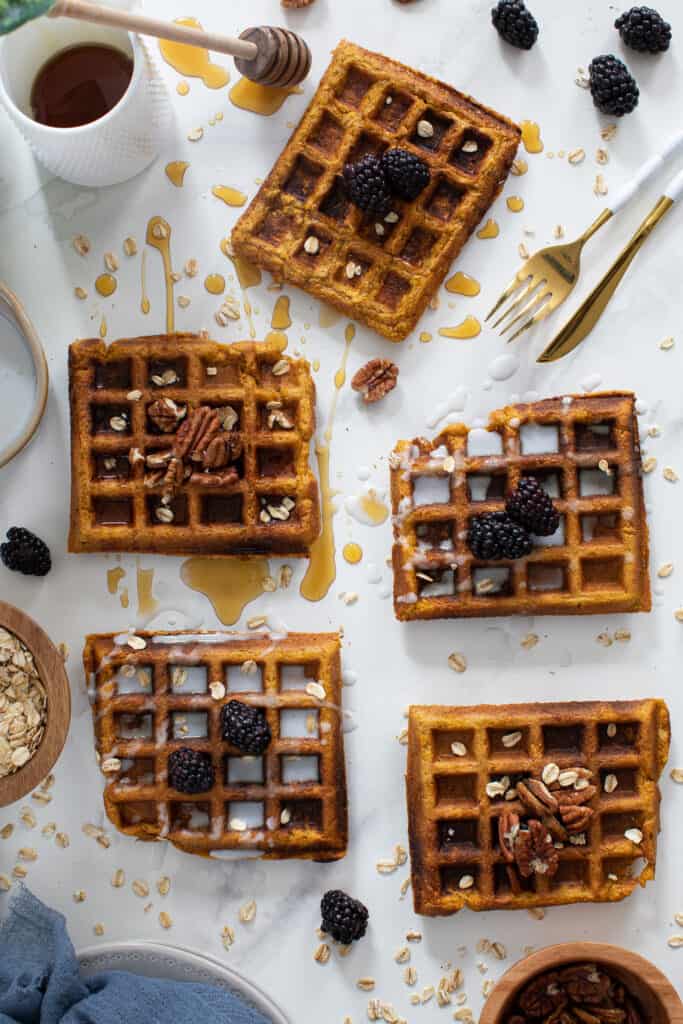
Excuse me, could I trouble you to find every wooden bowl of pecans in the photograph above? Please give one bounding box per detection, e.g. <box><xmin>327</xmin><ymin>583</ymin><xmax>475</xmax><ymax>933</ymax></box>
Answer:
<box><xmin>480</xmin><ymin>943</ymin><xmax>683</xmax><ymax>1024</ymax></box>
<box><xmin>0</xmin><ymin>601</ymin><xmax>71</xmax><ymax>808</ymax></box>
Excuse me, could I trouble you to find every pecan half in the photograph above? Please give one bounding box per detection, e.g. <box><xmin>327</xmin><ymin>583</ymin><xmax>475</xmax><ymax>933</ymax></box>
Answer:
<box><xmin>351</xmin><ymin>358</ymin><xmax>399</xmax><ymax>404</ymax></box>
<box><xmin>519</xmin><ymin>972</ymin><xmax>565</xmax><ymax>1017</ymax></box>
<box><xmin>173</xmin><ymin>406</ymin><xmax>220</xmax><ymax>460</ymax></box>
<box><xmin>148</xmin><ymin>397</ymin><xmax>187</xmax><ymax>432</ymax></box>
<box><xmin>498</xmin><ymin>810</ymin><xmax>520</xmax><ymax>863</ymax></box>
<box><xmin>514</xmin><ymin>819</ymin><xmax>559</xmax><ymax>879</ymax></box>
<box><xmin>559</xmin><ymin>804</ymin><xmax>594</xmax><ymax>834</ymax></box>
<box><xmin>203</xmin><ymin>436</ymin><xmax>231</xmax><ymax>470</ymax></box>
<box><xmin>517</xmin><ymin>778</ymin><xmax>559</xmax><ymax>816</ymax></box>
<box><xmin>556</xmin><ymin>784</ymin><xmax>597</xmax><ymax>808</ymax></box>
<box><xmin>189</xmin><ymin>469</ymin><xmax>238</xmax><ymax>487</ymax></box>
<box><xmin>161</xmin><ymin>455</ymin><xmax>184</xmax><ymax>499</ymax></box>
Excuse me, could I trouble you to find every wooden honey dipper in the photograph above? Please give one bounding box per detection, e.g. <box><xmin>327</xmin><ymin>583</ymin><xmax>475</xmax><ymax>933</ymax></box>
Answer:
<box><xmin>46</xmin><ymin>1</ymin><xmax>312</xmax><ymax>87</ymax></box>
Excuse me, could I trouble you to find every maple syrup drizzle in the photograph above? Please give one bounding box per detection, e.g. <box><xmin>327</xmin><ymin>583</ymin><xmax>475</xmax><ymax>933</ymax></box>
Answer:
<box><xmin>358</xmin><ymin>490</ymin><xmax>389</xmax><ymax>525</ymax></box>
<box><xmin>476</xmin><ymin>219</ymin><xmax>499</xmax><ymax>239</ymax></box>
<box><xmin>107</xmin><ymin>566</ymin><xmax>125</xmax><ymax>594</ymax></box>
<box><xmin>520</xmin><ymin>120</ymin><xmax>544</xmax><ymax>154</ymax></box>
<box><xmin>506</xmin><ymin>196</ymin><xmax>524</xmax><ymax>213</ymax></box>
<box><xmin>229</xmin><ymin>78</ymin><xmax>301</xmax><ymax>116</ymax></box>
<box><xmin>419</xmin><ymin>331</ymin><xmax>433</xmax><ymax>343</ymax></box>
<box><xmin>300</xmin><ymin>324</ymin><xmax>355</xmax><ymax>603</ymax></box>
<box><xmin>140</xmin><ymin>250</ymin><xmax>150</xmax><ymax>315</ymax></box>
<box><xmin>158</xmin><ymin>18</ymin><xmax>230</xmax><ymax>88</ymax></box>
<box><xmin>271</xmin><ymin>295</ymin><xmax>291</xmax><ymax>330</ymax></box>
<box><xmin>165</xmin><ymin>161</ymin><xmax>190</xmax><ymax>187</ymax></box>
<box><xmin>445</xmin><ymin>272</ymin><xmax>480</xmax><ymax>297</ymax></box>
<box><xmin>438</xmin><ymin>316</ymin><xmax>481</xmax><ymax>339</ymax></box>
<box><xmin>99</xmin><ymin>316</ymin><xmax>107</xmax><ymax>338</ymax></box>
<box><xmin>204</xmin><ymin>273</ymin><xmax>226</xmax><ymax>295</ymax></box>
<box><xmin>136</xmin><ymin>565</ymin><xmax>159</xmax><ymax>618</ymax></box>
<box><xmin>95</xmin><ymin>273</ymin><xmax>117</xmax><ymax>297</ymax></box>
<box><xmin>342</xmin><ymin>542</ymin><xmax>363</xmax><ymax>565</ymax></box>
<box><xmin>120</xmin><ymin>586</ymin><xmax>129</xmax><ymax>609</ymax></box>
<box><xmin>146</xmin><ymin>217</ymin><xmax>175</xmax><ymax>334</ymax></box>
<box><xmin>212</xmin><ymin>185</ymin><xmax>247</xmax><ymax>207</ymax></box>
<box><xmin>180</xmin><ymin>558</ymin><xmax>270</xmax><ymax>624</ymax></box>
<box><xmin>176</xmin><ymin>80</ymin><xmax>190</xmax><ymax>96</ymax></box>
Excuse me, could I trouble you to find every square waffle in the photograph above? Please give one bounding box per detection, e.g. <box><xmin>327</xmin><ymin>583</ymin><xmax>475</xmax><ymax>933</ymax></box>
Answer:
<box><xmin>407</xmin><ymin>699</ymin><xmax>670</xmax><ymax>915</ymax></box>
<box><xmin>231</xmin><ymin>40</ymin><xmax>520</xmax><ymax>342</ymax></box>
<box><xmin>84</xmin><ymin>630</ymin><xmax>347</xmax><ymax>860</ymax></box>
<box><xmin>68</xmin><ymin>334</ymin><xmax>320</xmax><ymax>556</ymax></box>
<box><xmin>391</xmin><ymin>392</ymin><xmax>651</xmax><ymax>619</ymax></box>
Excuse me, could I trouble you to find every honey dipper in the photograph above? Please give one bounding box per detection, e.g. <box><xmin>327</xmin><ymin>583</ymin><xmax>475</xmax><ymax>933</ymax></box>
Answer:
<box><xmin>0</xmin><ymin>0</ymin><xmax>312</xmax><ymax>87</ymax></box>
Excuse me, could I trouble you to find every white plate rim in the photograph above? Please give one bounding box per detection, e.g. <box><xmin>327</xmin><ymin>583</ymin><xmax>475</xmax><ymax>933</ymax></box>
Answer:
<box><xmin>77</xmin><ymin>939</ymin><xmax>290</xmax><ymax>1024</ymax></box>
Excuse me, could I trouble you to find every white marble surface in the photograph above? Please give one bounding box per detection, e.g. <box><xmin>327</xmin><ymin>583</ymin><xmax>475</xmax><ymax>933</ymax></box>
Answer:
<box><xmin>2</xmin><ymin>0</ymin><xmax>683</xmax><ymax>1020</ymax></box>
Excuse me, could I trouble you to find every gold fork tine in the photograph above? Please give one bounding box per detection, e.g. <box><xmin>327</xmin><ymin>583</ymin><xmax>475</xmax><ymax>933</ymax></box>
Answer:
<box><xmin>485</xmin><ymin>271</ymin><xmax>530</xmax><ymax>322</ymax></box>
<box><xmin>491</xmin><ymin>276</ymin><xmax>545</xmax><ymax>330</ymax></box>
<box><xmin>506</xmin><ymin>293</ymin><xmax>554</xmax><ymax>343</ymax></box>
<box><xmin>500</xmin><ymin>289</ymin><xmax>552</xmax><ymax>337</ymax></box>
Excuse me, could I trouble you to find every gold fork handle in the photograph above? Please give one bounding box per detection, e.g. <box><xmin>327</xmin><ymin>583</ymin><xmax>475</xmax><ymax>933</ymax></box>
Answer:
<box><xmin>578</xmin><ymin>208</ymin><xmax>613</xmax><ymax>246</ymax></box>
<box><xmin>538</xmin><ymin>196</ymin><xmax>673</xmax><ymax>364</ymax></box>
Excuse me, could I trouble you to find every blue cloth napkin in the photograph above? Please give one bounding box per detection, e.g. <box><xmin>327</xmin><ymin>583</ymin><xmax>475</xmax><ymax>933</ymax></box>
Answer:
<box><xmin>0</xmin><ymin>887</ymin><xmax>271</xmax><ymax>1024</ymax></box>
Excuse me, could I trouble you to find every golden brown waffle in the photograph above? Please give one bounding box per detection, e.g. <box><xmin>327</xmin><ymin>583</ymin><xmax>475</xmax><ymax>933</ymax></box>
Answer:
<box><xmin>391</xmin><ymin>392</ymin><xmax>650</xmax><ymax>619</ymax></box>
<box><xmin>407</xmin><ymin>700</ymin><xmax>670</xmax><ymax>915</ymax></box>
<box><xmin>69</xmin><ymin>334</ymin><xmax>320</xmax><ymax>556</ymax></box>
<box><xmin>84</xmin><ymin>630</ymin><xmax>347</xmax><ymax>860</ymax></box>
<box><xmin>231</xmin><ymin>40</ymin><xmax>520</xmax><ymax>342</ymax></box>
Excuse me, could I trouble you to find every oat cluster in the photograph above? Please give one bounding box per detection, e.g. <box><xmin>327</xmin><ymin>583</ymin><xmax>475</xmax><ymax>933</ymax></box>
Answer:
<box><xmin>0</xmin><ymin>628</ymin><xmax>47</xmax><ymax>779</ymax></box>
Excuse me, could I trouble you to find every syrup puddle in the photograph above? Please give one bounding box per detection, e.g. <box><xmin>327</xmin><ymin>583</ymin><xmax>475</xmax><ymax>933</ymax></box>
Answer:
<box><xmin>165</xmin><ymin>161</ymin><xmax>190</xmax><ymax>187</ymax></box>
<box><xmin>300</xmin><ymin>323</ymin><xmax>355</xmax><ymax>602</ymax></box>
<box><xmin>271</xmin><ymin>295</ymin><xmax>291</xmax><ymax>330</ymax></box>
<box><xmin>220</xmin><ymin>238</ymin><xmax>262</xmax><ymax>289</ymax></box>
<box><xmin>439</xmin><ymin>316</ymin><xmax>481</xmax><ymax>339</ymax></box>
<box><xmin>159</xmin><ymin>18</ymin><xmax>230</xmax><ymax>89</ymax></box>
<box><xmin>521</xmin><ymin>120</ymin><xmax>544</xmax><ymax>154</ymax></box>
<box><xmin>445</xmin><ymin>272</ymin><xmax>480</xmax><ymax>297</ymax></box>
<box><xmin>212</xmin><ymin>185</ymin><xmax>247</xmax><ymax>207</ymax></box>
<box><xmin>229</xmin><ymin>77</ymin><xmax>301</xmax><ymax>116</ymax></box>
<box><xmin>95</xmin><ymin>273</ymin><xmax>116</xmax><ymax>297</ymax></box>
<box><xmin>180</xmin><ymin>558</ymin><xmax>270</xmax><ymax>624</ymax></box>
<box><xmin>506</xmin><ymin>196</ymin><xmax>524</xmax><ymax>212</ymax></box>
<box><xmin>137</xmin><ymin>565</ymin><xmax>159</xmax><ymax>618</ymax></box>
<box><xmin>204</xmin><ymin>273</ymin><xmax>225</xmax><ymax>295</ymax></box>
<box><xmin>476</xmin><ymin>219</ymin><xmax>499</xmax><ymax>239</ymax></box>
<box><xmin>146</xmin><ymin>216</ymin><xmax>175</xmax><ymax>333</ymax></box>
<box><xmin>345</xmin><ymin>488</ymin><xmax>389</xmax><ymax>526</ymax></box>
<box><xmin>342</xmin><ymin>542</ymin><xmax>363</xmax><ymax>565</ymax></box>
<box><xmin>140</xmin><ymin>250</ymin><xmax>150</xmax><ymax>315</ymax></box>
<box><xmin>107</xmin><ymin>566</ymin><xmax>125</xmax><ymax>594</ymax></box>
<box><xmin>99</xmin><ymin>316</ymin><xmax>107</xmax><ymax>338</ymax></box>
<box><xmin>177</xmin><ymin>81</ymin><xmax>190</xmax><ymax>96</ymax></box>
<box><xmin>419</xmin><ymin>331</ymin><xmax>432</xmax><ymax>343</ymax></box>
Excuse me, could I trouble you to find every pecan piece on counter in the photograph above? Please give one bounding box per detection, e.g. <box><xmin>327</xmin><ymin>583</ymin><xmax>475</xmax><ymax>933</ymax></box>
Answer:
<box><xmin>148</xmin><ymin>397</ymin><xmax>187</xmax><ymax>433</ymax></box>
<box><xmin>498</xmin><ymin>810</ymin><xmax>520</xmax><ymax>863</ymax></box>
<box><xmin>514</xmin><ymin>819</ymin><xmax>559</xmax><ymax>879</ymax></box>
<box><xmin>559</xmin><ymin>804</ymin><xmax>594</xmax><ymax>834</ymax></box>
<box><xmin>517</xmin><ymin>778</ymin><xmax>559</xmax><ymax>816</ymax></box>
<box><xmin>351</xmin><ymin>358</ymin><xmax>399</xmax><ymax>403</ymax></box>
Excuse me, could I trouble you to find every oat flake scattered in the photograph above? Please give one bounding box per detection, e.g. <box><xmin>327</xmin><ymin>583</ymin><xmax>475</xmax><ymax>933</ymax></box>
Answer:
<box><xmin>448</xmin><ymin>652</ymin><xmax>467</xmax><ymax>673</ymax></box>
<box><xmin>239</xmin><ymin>900</ymin><xmax>256</xmax><ymax>923</ymax></box>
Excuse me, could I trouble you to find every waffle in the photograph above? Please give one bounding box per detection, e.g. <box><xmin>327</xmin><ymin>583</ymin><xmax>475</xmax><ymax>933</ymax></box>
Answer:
<box><xmin>391</xmin><ymin>392</ymin><xmax>650</xmax><ymax>619</ymax></box>
<box><xmin>84</xmin><ymin>630</ymin><xmax>347</xmax><ymax>860</ymax></box>
<box><xmin>231</xmin><ymin>40</ymin><xmax>520</xmax><ymax>342</ymax></box>
<box><xmin>68</xmin><ymin>334</ymin><xmax>320</xmax><ymax>556</ymax></box>
<box><xmin>407</xmin><ymin>699</ymin><xmax>670</xmax><ymax>915</ymax></box>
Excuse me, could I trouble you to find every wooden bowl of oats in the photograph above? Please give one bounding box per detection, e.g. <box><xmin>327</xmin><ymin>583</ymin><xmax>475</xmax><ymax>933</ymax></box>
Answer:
<box><xmin>0</xmin><ymin>601</ymin><xmax>70</xmax><ymax>807</ymax></box>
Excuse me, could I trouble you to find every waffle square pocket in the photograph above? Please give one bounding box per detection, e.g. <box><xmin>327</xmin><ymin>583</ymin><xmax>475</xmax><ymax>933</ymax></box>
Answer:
<box><xmin>68</xmin><ymin>334</ymin><xmax>320</xmax><ymax>556</ymax></box>
<box><xmin>390</xmin><ymin>392</ymin><xmax>651</xmax><ymax>618</ymax></box>
<box><xmin>407</xmin><ymin>700</ymin><xmax>670</xmax><ymax>915</ymax></box>
<box><xmin>232</xmin><ymin>40</ymin><xmax>520</xmax><ymax>341</ymax></box>
<box><xmin>85</xmin><ymin>630</ymin><xmax>348</xmax><ymax>861</ymax></box>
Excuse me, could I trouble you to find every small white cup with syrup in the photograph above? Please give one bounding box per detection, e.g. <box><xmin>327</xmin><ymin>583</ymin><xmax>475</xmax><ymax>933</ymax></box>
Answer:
<box><xmin>0</xmin><ymin>1</ymin><xmax>172</xmax><ymax>187</ymax></box>
<box><xmin>0</xmin><ymin>283</ymin><xmax>48</xmax><ymax>470</ymax></box>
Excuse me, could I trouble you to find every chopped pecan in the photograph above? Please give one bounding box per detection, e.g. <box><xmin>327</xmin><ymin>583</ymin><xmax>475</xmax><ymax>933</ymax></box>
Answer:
<box><xmin>561</xmin><ymin>966</ymin><xmax>611</xmax><ymax>1005</ymax></box>
<box><xmin>203</xmin><ymin>436</ymin><xmax>231</xmax><ymax>470</ymax></box>
<box><xmin>514</xmin><ymin>819</ymin><xmax>559</xmax><ymax>879</ymax></box>
<box><xmin>517</xmin><ymin>778</ymin><xmax>559</xmax><ymax>816</ymax></box>
<box><xmin>144</xmin><ymin>469</ymin><xmax>165</xmax><ymax>488</ymax></box>
<box><xmin>498</xmin><ymin>810</ymin><xmax>519</xmax><ymax>863</ymax></box>
<box><xmin>559</xmin><ymin>804</ymin><xmax>594</xmax><ymax>833</ymax></box>
<box><xmin>173</xmin><ymin>406</ymin><xmax>220</xmax><ymax>459</ymax></box>
<box><xmin>161</xmin><ymin>456</ymin><xmax>184</xmax><ymax>498</ymax></box>
<box><xmin>148</xmin><ymin>397</ymin><xmax>187</xmax><ymax>432</ymax></box>
<box><xmin>351</xmin><ymin>358</ymin><xmax>399</xmax><ymax>404</ymax></box>
<box><xmin>189</xmin><ymin>469</ymin><xmax>239</xmax><ymax>487</ymax></box>
<box><xmin>519</xmin><ymin>972</ymin><xmax>565</xmax><ymax>1017</ymax></box>
<box><xmin>556</xmin><ymin>784</ymin><xmax>597</xmax><ymax>808</ymax></box>
<box><xmin>542</xmin><ymin>814</ymin><xmax>568</xmax><ymax>843</ymax></box>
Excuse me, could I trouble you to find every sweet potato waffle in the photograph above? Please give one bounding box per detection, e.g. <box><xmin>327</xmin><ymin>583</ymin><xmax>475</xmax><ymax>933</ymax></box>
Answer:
<box><xmin>68</xmin><ymin>334</ymin><xmax>320</xmax><ymax>556</ymax></box>
<box><xmin>231</xmin><ymin>40</ymin><xmax>520</xmax><ymax>342</ymax></box>
<box><xmin>84</xmin><ymin>630</ymin><xmax>347</xmax><ymax>860</ymax></box>
<box><xmin>391</xmin><ymin>392</ymin><xmax>650</xmax><ymax>619</ymax></box>
<box><xmin>407</xmin><ymin>700</ymin><xmax>670</xmax><ymax>915</ymax></box>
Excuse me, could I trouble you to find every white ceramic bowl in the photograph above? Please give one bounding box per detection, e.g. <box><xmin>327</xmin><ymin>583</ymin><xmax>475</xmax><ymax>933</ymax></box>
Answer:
<box><xmin>77</xmin><ymin>941</ymin><xmax>290</xmax><ymax>1024</ymax></box>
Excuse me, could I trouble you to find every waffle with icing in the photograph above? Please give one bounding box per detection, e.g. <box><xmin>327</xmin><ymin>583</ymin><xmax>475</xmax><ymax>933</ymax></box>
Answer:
<box><xmin>391</xmin><ymin>392</ymin><xmax>650</xmax><ymax>619</ymax></box>
<box><xmin>407</xmin><ymin>700</ymin><xmax>670</xmax><ymax>915</ymax></box>
<box><xmin>69</xmin><ymin>334</ymin><xmax>319</xmax><ymax>556</ymax></box>
<box><xmin>85</xmin><ymin>630</ymin><xmax>347</xmax><ymax>860</ymax></box>
<box><xmin>231</xmin><ymin>40</ymin><xmax>520</xmax><ymax>342</ymax></box>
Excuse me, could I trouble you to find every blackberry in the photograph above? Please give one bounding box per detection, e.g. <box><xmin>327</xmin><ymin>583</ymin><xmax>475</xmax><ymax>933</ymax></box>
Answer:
<box><xmin>589</xmin><ymin>55</ymin><xmax>639</xmax><ymax>116</ymax></box>
<box><xmin>506</xmin><ymin>477</ymin><xmax>560</xmax><ymax>536</ymax></box>
<box><xmin>342</xmin><ymin>155</ymin><xmax>391</xmax><ymax>216</ymax></box>
<box><xmin>221</xmin><ymin>699</ymin><xmax>271</xmax><ymax>754</ymax></box>
<box><xmin>381</xmin><ymin>148</ymin><xmax>430</xmax><ymax>201</ymax></box>
<box><xmin>491</xmin><ymin>0</ymin><xmax>539</xmax><ymax>50</ymax></box>
<box><xmin>468</xmin><ymin>512</ymin><xmax>532</xmax><ymax>561</ymax></box>
<box><xmin>0</xmin><ymin>527</ymin><xmax>51</xmax><ymax>576</ymax></box>
<box><xmin>167</xmin><ymin>748</ymin><xmax>215</xmax><ymax>794</ymax></box>
<box><xmin>615</xmin><ymin>6</ymin><xmax>671</xmax><ymax>53</ymax></box>
<box><xmin>320</xmin><ymin>890</ymin><xmax>369</xmax><ymax>944</ymax></box>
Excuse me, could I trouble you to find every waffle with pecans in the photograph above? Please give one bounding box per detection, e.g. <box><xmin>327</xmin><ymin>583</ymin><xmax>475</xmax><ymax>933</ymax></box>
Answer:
<box><xmin>391</xmin><ymin>392</ymin><xmax>650</xmax><ymax>619</ymax></box>
<box><xmin>407</xmin><ymin>700</ymin><xmax>670</xmax><ymax>915</ymax></box>
<box><xmin>85</xmin><ymin>630</ymin><xmax>347</xmax><ymax>860</ymax></box>
<box><xmin>231</xmin><ymin>39</ymin><xmax>520</xmax><ymax>342</ymax></box>
<box><xmin>68</xmin><ymin>334</ymin><xmax>320</xmax><ymax>556</ymax></box>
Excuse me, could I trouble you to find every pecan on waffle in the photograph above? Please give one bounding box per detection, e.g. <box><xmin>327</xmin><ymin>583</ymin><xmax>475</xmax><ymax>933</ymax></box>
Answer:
<box><xmin>231</xmin><ymin>40</ymin><xmax>520</xmax><ymax>342</ymax></box>
<box><xmin>407</xmin><ymin>700</ymin><xmax>670</xmax><ymax>915</ymax></box>
<box><xmin>391</xmin><ymin>392</ymin><xmax>651</xmax><ymax>619</ymax></box>
<box><xmin>68</xmin><ymin>334</ymin><xmax>320</xmax><ymax>556</ymax></box>
<box><xmin>85</xmin><ymin>630</ymin><xmax>347</xmax><ymax>861</ymax></box>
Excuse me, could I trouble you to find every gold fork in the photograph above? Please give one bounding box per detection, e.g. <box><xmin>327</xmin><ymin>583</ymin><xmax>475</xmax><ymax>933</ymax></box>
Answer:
<box><xmin>485</xmin><ymin>131</ymin><xmax>683</xmax><ymax>343</ymax></box>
